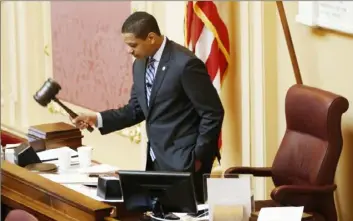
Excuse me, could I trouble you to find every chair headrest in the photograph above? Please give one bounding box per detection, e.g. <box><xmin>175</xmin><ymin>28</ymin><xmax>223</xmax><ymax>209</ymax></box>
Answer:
<box><xmin>285</xmin><ymin>84</ymin><xmax>349</xmax><ymax>140</ymax></box>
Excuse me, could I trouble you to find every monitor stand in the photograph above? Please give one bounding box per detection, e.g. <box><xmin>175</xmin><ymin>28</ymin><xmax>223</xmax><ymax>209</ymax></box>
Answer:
<box><xmin>139</xmin><ymin>198</ymin><xmax>180</xmax><ymax>221</ymax></box>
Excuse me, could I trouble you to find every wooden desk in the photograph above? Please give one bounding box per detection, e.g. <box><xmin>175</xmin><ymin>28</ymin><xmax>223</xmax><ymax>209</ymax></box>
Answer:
<box><xmin>1</xmin><ymin>161</ymin><xmax>122</xmax><ymax>221</ymax></box>
<box><xmin>2</xmin><ymin>161</ymin><xmax>317</xmax><ymax>221</ymax></box>
<box><xmin>0</xmin><ymin>129</ymin><xmax>315</xmax><ymax>221</ymax></box>
<box><xmin>0</xmin><ymin>128</ymin><xmax>141</xmax><ymax>220</ymax></box>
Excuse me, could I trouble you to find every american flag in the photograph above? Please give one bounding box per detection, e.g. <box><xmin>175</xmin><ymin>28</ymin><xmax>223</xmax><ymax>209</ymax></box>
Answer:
<box><xmin>185</xmin><ymin>1</ymin><xmax>230</xmax><ymax>150</ymax></box>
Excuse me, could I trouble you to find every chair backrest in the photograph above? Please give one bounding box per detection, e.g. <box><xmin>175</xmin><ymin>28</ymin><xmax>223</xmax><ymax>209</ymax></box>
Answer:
<box><xmin>271</xmin><ymin>84</ymin><xmax>349</xmax><ymax>187</ymax></box>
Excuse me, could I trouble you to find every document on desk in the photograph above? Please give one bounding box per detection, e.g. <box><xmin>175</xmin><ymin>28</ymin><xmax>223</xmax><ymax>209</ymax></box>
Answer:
<box><xmin>37</xmin><ymin>146</ymin><xmax>78</xmax><ymax>161</ymax></box>
<box><xmin>168</xmin><ymin>204</ymin><xmax>209</xmax><ymax>221</ymax></box>
<box><xmin>45</xmin><ymin>157</ymin><xmax>79</xmax><ymax>166</ymax></box>
<box><xmin>40</xmin><ymin>173</ymin><xmax>98</xmax><ymax>185</ymax></box>
<box><xmin>5</xmin><ymin>143</ymin><xmax>22</xmax><ymax>149</ymax></box>
<box><xmin>258</xmin><ymin>206</ymin><xmax>304</xmax><ymax>221</ymax></box>
<box><xmin>77</xmin><ymin>164</ymin><xmax>119</xmax><ymax>174</ymax></box>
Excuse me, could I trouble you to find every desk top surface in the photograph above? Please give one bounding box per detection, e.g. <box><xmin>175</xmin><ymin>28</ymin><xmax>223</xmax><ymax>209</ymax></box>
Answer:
<box><xmin>1</xmin><ymin>160</ymin><xmax>118</xmax><ymax>221</ymax></box>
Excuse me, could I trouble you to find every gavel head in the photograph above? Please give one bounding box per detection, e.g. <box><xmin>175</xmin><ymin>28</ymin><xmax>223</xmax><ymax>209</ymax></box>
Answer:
<box><xmin>33</xmin><ymin>78</ymin><xmax>61</xmax><ymax>107</ymax></box>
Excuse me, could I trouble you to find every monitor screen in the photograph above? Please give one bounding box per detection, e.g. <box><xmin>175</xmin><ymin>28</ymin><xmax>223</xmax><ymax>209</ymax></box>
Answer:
<box><xmin>118</xmin><ymin>170</ymin><xmax>198</xmax><ymax>218</ymax></box>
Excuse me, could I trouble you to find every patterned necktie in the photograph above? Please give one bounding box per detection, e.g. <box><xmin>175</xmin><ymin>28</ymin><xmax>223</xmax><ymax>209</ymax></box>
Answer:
<box><xmin>146</xmin><ymin>57</ymin><xmax>157</xmax><ymax>161</ymax></box>
<box><xmin>145</xmin><ymin>57</ymin><xmax>156</xmax><ymax>106</ymax></box>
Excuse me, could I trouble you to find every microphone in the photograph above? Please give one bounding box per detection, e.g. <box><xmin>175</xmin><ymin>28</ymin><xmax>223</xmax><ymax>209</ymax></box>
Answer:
<box><xmin>146</xmin><ymin>82</ymin><xmax>152</xmax><ymax>88</ymax></box>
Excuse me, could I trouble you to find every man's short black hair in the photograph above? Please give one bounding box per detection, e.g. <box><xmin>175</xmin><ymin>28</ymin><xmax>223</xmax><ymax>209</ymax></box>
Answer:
<box><xmin>121</xmin><ymin>11</ymin><xmax>161</xmax><ymax>39</ymax></box>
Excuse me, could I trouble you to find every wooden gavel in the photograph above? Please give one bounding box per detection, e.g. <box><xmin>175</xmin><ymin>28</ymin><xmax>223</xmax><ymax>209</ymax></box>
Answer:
<box><xmin>33</xmin><ymin>78</ymin><xmax>94</xmax><ymax>132</ymax></box>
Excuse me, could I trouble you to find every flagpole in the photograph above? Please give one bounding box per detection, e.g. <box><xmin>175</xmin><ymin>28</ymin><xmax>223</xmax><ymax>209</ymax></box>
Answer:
<box><xmin>276</xmin><ymin>1</ymin><xmax>303</xmax><ymax>85</ymax></box>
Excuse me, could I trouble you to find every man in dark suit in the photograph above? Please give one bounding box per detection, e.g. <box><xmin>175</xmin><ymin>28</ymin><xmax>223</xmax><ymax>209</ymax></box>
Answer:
<box><xmin>73</xmin><ymin>11</ymin><xmax>224</xmax><ymax>203</ymax></box>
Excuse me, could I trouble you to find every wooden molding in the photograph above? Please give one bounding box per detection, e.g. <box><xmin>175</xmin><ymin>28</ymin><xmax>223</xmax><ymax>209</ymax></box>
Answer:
<box><xmin>1</xmin><ymin>161</ymin><xmax>116</xmax><ymax>221</ymax></box>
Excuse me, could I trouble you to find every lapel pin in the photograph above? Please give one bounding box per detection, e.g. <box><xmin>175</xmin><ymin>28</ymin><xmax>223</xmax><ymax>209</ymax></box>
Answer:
<box><xmin>162</xmin><ymin>66</ymin><xmax>166</xmax><ymax>71</ymax></box>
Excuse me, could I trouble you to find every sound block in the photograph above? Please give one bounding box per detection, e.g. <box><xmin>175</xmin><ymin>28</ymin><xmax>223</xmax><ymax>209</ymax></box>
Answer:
<box><xmin>25</xmin><ymin>163</ymin><xmax>58</xmax><ymax>173</ymax></box>
<box><xmin>97</xmin><ymin>175</ymin><xmax>122</xmax><ymax>200</ymax></box>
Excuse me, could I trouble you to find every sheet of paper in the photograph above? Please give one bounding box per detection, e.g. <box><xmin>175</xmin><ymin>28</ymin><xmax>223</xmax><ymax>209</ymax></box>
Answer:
<box><xmin>40</xmin><ymin>173</ymin><xmax>98</xmax><ymax>185</ymax></box>
<box><xmin>207</xmin><ymin>177</ymin><xmax>251</xmax><ymax>221</ymax></box>
<box><xmin>5</xmin><ymin>143</ymin><xmax>22</xmax><ymax>149</ymax></box>
<box><xmin>45</xmin><ymin>157</ymin><xmax>79</xmax><ymax>166</ymax></box>
<box><xmin>168</xmin><ymin>204</ymin><xmax>210</xmax><ymax>220</ymax></box>
<box><xmin>100</xmin><ymin>176</ymin><xmax>119</xmax><ymax>181</ymax></box>
<box><xmin>37</xmin><ymin>146</ymin><xmax>78</xmax><ymax>161</ymax></box>
<box><xmin>258</xmin><ymin>206</ymin><xmax>304</xmax><ymax>221</ymax></box>
<box><xmin>64</xmin><ymin>184</ymin><xmax>123</xmax><ymax>203</ymax></box>
<box><xmin>77</xmin><ymin>164</ymin><xmax>119</xmax><ymax>174</ymax></box>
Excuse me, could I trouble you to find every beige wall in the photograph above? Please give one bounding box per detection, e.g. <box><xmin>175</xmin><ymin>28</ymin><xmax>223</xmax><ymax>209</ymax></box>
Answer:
<box><xmin>263</xmin><ymin>2</ymin><xmax>353</xmax><ymax>220</ymax></box>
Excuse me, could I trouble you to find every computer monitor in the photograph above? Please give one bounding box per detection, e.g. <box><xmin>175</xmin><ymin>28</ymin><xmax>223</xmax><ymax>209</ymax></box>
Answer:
<box><xmin>118</xmin><ymin>170</ymin><xmax>198</xmax><ymax>220</ymax></box>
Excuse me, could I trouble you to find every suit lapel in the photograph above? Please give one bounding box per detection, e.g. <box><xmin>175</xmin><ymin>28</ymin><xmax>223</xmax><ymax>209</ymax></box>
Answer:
<box><xmin>148</xmin><ymin>40</ymin><xmax>172</xmax><ymax>116</ymax></box>
<box><xmin>135</xmin><ymin>58</ymin><xmax>148</xmax><ymax>114</ymax></box>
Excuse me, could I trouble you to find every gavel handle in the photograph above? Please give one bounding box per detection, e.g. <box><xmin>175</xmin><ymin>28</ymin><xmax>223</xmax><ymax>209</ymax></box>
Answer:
<box><xmin>52</xmin><ymin>97</ymin><xmax>94</xmax><ymax>132</ymax></box>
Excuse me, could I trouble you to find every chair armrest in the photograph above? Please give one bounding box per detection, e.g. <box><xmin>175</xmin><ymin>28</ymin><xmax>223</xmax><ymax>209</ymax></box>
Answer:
<box><xmin>271</xmin><ymin>184</ymin><xmax>337</xmax><ymax>203</ymax></box>
<box><xmin>224</xmin><ymin>167</ymin><xmax>272</xmax><ymax>177</ymax></box>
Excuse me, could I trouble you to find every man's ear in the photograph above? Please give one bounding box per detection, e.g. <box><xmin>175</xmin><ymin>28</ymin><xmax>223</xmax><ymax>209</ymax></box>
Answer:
<box><xmin>147</xmin><ymin>32</ymin><xmax>156</xmax><ymax>44</ymax></box>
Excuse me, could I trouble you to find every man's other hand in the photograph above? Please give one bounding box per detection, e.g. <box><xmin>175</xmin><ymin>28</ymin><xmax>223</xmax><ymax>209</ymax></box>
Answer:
<box><xmin>71</xmin><ymin>114</ymin><xmax>97</xmax><ymax>130</ymax></box>
<box><xmin>195</xmin><ymin>160</ymin><xmax>202</xmax><ymax>172</ymax></box>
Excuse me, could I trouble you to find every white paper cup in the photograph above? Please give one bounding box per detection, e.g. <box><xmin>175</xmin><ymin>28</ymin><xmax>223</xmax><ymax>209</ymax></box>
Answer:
<box><xmin>77</xmin><ymin>146</ymin><xmax>92</xmax><ymax>168</ymax></box>
<box><xmin>58</xmin><ymin>148</ymin><xmax>71</xmax><ymax>170</ymax></box>
<box><xmin>5</xmin><ymin>148</ymin><xmax>15</xmax><ymax>163</ymax></box>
